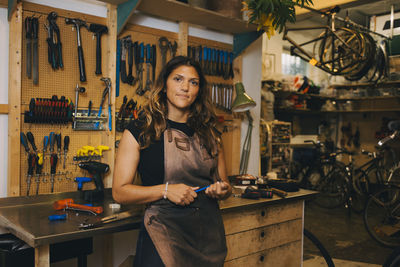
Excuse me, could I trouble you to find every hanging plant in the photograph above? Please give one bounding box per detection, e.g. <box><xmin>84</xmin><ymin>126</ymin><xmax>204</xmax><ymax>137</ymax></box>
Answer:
<box><xmin>242</xmin><ymin>0</ymin><xmax>313</xmax><ymax>37</ymax></box>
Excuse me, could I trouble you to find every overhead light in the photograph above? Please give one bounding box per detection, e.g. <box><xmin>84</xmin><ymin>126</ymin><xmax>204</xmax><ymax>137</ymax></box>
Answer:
<box><xmin>231</xmin><ymin>82</ymin><xmax>256</xmax><ymax>112</ymax></box>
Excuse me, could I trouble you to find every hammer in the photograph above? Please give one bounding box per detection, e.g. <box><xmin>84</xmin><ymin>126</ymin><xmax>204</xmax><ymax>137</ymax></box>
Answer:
<box><xmin>65</xmin><ymin>18</ymin><xmax>88</xmax><ymax>82</ymax></box>
<box><xmin>89</xmin><ymin>23</ymin><xmax>108</xmax><ymax>75</ymax></box>
<box><xmin>53</xmin><ymin>198</ymin><xmax>103</xmax><ymax>214</ymax></box>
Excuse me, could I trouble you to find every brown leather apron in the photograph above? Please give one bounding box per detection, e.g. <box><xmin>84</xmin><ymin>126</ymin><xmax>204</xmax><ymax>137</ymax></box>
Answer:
<box><xmin>144</xmin><ymin>127</ymin><xmax>227</xmax><ymax>267</ymax></box>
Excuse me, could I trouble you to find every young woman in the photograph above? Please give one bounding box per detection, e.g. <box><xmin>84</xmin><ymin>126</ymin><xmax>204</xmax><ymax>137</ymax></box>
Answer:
<box><xmin>113</xmin><ymin>56</ymin><xmax>232</xmax><ymax>267</ymax></box>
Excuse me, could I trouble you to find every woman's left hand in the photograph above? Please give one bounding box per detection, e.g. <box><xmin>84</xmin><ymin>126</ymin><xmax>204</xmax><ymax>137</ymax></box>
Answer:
<box><xmin>205</xmin><ymin>181</ymin><xmax>232</xmax><ymax>200</ymax></box>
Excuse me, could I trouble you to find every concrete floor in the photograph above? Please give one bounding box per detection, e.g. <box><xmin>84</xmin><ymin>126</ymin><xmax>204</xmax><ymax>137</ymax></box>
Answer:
<box><xmin>303</xmin><ymin>200</ymin><xmax>394</xmax><ymax>266</ymax></box>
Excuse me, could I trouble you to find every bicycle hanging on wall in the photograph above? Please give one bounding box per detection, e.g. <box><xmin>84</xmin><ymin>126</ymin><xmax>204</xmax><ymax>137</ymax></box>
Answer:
<box><xmin>283</xmin><ymin>5</ymin><xmax>390</xmax><ymax>83</ymax></box>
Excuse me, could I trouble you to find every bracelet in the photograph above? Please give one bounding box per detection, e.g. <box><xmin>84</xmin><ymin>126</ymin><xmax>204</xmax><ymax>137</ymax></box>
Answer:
<box><xmin>163</xmin><ymin>182</ymin><xmax>169</xmax><ymax>199</ymax></box>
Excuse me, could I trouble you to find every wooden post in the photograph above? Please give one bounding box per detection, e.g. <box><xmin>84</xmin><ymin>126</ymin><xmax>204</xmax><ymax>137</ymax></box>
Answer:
<box><xmin>103</xmin><ymin>4</ymin><xmax>117</xmax><ymax>189</ymax></box>
<box><xmin>35</xmin><ymin>245</ymin><xmax>50</xmax><ymax>267</ymax></box>
<box><xmin>178</xmin><ymin>22</ymin><xmax>188</xmax><ymax>56</ymax></box>
<box><xmin>7</xmin><ymin>2</ymin><xmax>22</xmax><ymax>197</ymax></box>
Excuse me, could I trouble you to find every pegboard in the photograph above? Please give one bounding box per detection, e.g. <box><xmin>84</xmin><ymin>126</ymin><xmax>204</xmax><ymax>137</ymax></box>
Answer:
<box><xmin>19</xmin><ymin>2</ymin><xmax>113</xmax><ymax>196</ymax></box>
<box><xmin>116</xmin><ymin>24</ymin><xmax>240</xmax><ymax>175</ymax></box>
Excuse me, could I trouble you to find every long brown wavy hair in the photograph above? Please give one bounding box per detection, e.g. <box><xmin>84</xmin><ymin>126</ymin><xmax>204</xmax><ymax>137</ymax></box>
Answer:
<box><xmin>138</xmin><ymin>56</ymin><xmax>221</xmax><ymax>156</ymax></box>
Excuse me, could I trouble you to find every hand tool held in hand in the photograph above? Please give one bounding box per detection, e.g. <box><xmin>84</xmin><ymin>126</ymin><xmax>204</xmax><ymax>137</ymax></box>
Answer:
<box><xmin>53</xmin><ymin>198</ymin><xmax>103</xmax><ymax>214</ymax></box>
<box><xmin>65</xmin><ymin>18</ymin><xmax>88</xmax><ymax>82</ymax></box>
<box><xmin>89</xmin><ymin>23</ymin><xmax>108</xmax><ymax>75</ymax></box>
<box><xmin>195</xmin><ymin>185</ymin><xmax>210</xmax><ymax>193</ymax></box>
<box><xmin>78</xmin><ymin>161</ymin><xmax>109</xmax><ymax>202</ymax></box>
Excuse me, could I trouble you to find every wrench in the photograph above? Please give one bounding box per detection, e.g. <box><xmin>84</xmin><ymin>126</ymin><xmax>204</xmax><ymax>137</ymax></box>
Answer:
<box><xmin>169</xmin><ymin>41</ymin><xmax>177</xmax><ymax>58</ymax></box>
<box><xmin>144</xmin><ymin>44</ymin><xmax>153</xmax><ymax>93</ymax></box>
<box><xmin>136</xmin><ymin>43</ymin><xmax>145</xmax><ymax>96</ymax></box>
<box><xmin>159</xmin><ymin>37</ymin><xmax>169</xmax><ymax>67</ymax></box>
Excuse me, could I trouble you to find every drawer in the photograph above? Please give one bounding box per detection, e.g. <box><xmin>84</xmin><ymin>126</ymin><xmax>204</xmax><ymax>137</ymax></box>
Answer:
<box><xmin>225</xmin><ymin>218</ymin><xmax>302</xmax><ymax>261</ymax></box>
<box><xmin>222</xmin><ymin>200</ymin><xmax>303</xmax><ymax>235</ymax></box>
<box><xmin>224</xmin><ymin>240</ymin><xmax>302</xmax><ymax>267</ymax></box>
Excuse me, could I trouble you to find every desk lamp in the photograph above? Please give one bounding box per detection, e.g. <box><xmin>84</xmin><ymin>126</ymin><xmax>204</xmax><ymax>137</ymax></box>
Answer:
<box><xmin>231</xmin><ymin>82</ymin><xmax>256</xmax><ymax>175</ymax></box>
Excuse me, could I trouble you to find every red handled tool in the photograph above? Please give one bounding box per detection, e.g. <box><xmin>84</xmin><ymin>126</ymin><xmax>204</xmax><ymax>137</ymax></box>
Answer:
<box><xmin>53</xmin><ymin>198</ymin><xmax>103</xmax><ymax>214</ymax></box>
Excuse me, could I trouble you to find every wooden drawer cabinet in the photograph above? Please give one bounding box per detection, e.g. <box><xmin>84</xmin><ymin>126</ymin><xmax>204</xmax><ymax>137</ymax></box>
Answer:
<box><xmin>221</xmin><ymin>198</ymin><xmax>305</xmax><ymax>266</ymax></box>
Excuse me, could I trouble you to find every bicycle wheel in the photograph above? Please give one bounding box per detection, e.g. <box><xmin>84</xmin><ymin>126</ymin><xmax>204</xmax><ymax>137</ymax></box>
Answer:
<box><xmin>364</xmin><ymin>186</ymin><xmax>400</xmax><ymax>247</ymax></box>
<box><xmin>314</xmin><ymin>167</ymin><xmax>348</xmax><ymax>209</ymax></box>
<box><xmin>353</xmin><ymin>168</ymin><xmax>370</xmax><ymax>196</ymax></box>
<box><xmin>349</xmin><ymin>188</ymin><xmax>367</xmax><ymax>214</ymax></box>
<box><xmin>315</xmin><ymin>28</ymin><xmax>364</xmax><ymax>75</ymax></box>
<box><xmin>304</xmin><ymin>228</ymin><xmax>335</xmax><ymax>267</ymax></box>
<box><xmin>383</xmin><ymin>246</ymin><xmax>400</xmax><ymax>267</ymax></box>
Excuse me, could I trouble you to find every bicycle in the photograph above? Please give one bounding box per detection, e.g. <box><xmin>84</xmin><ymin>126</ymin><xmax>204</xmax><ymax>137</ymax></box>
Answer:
<box><xmin>283</xmin><ymin>5</ymin><xmax>389</xmax><ymax>82</ymax></box>
<box><xmin>363</xmin><ymin>121</ymin><xmax>400</xmax><ymax>248</ymax></box>
<box><xmin>290</xmin><ymin>140</ymin><xmax>350</xmax><ymax>209</ymax></box>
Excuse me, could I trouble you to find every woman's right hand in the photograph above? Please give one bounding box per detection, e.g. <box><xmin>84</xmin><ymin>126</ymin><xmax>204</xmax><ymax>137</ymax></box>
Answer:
<box><xmin>165</xmin><ymin>184</ymin><xmax>199</xmax><ymax>206</ymax></box>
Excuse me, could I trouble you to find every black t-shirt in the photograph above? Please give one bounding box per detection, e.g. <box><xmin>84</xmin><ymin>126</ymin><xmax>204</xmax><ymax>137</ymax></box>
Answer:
<box><xmin>126</xmin><ymin>119</ymin><xmax>195</xmax><ymax>186</ymax></box>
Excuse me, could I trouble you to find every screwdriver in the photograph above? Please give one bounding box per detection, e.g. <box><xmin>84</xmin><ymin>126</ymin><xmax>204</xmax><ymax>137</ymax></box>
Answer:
<box><xmin>50</xmin><ymin>153</ymin><xmax>58</xmax><ymax>193</ymax></box>
<box><xmin>43</xmin><ymin>136</ymin><xmax>49</xmax><ymax>154</ymax></box>
<box><xmin>26</xmin><ymin>132</ymin><xmax>37</xmax><ymax>152</ymax></box>
<box><xmin>20</xmin><ymin>132</ymin><xmax>30</xmax><ymax>153</ymax></box>
<box><xmin>56</xmin><ymin>133</ymin><xmax>62</xmax><ymax>157</ymax></box>
<box><xmin>49</xmin><ymin>132</ymin><xmax>55</xmax><ymax>153</ymax></box>
<box><xmin>35</xmin><ymin>153</ymin><xmax>43</xmax><ymax>195</ymax></box>
<box><xmin>27</xmin><ymin>153</ymin><xmax>36</xmax><ymax>196</ymax></box>
<box><xmin>63</xmin><ymin>136</ymin><xmax>69</xmax><ymax>169</ymax></box>
<box><xmin>42</xmin><ymin>136</ymin><xmax>49</xmax><ymax>183</ymax></box>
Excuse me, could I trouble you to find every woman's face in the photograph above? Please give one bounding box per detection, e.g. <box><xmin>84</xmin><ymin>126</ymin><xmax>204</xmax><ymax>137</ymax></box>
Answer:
<box><xmin>166</xmin><ymin>65</ymin><xmax>200</xmax><ymax>114</ymax></box>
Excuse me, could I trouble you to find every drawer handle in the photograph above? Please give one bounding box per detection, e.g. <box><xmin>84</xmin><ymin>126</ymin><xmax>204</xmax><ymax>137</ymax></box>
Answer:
<box><xmin>260</xmin><ymin>231</ymin><xmax>265</xmax><ymax>238</ymax></box>
<box><xmin>259</xmin><ymin>255</ymin><xmax>265</xmax><ymax>262</ymax></box>
<box><xmin>261</xmin><ymin>210</ymin><xmax>266</xmax><ymax>217</ymax></box>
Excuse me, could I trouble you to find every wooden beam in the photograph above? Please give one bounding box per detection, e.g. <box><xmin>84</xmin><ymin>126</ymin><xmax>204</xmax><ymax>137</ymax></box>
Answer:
<box><xmin>178</xmin><ymin>22</ymin><xmax>188</xmax><ymax>56</ymax></box>
<box><xmin>295</xmin><ymin>0</ymin><xmax>372</xmax><ymax>15</ymax></box>
<box><xmin>0</xmin><ymin>0</ymin><xmax>7</xmax><ymax>8</ymax></box>
<box><xmin>0</xmin><ymin>104</ymin><xmax>8</xmax><ymax>114</ymax></box>
<box><xmin>7</xmin><ymin>2</ymin><xmax>22</xmax><ymax>197</ymax></box>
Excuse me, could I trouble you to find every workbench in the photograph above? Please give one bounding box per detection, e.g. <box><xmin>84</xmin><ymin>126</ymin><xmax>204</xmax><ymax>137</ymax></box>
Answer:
<box><xmin>0</xmin><ymin>188</ymin><xmax>315</xmax><ymax>267</ymax></box>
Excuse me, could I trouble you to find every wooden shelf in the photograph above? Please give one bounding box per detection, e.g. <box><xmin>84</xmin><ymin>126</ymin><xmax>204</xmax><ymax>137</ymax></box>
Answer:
<box><xmin>135</xmin><ymin>0</ymin><xmax>257</xmax><ymax>34</ymax></box>
<box><xmin>329</xmin><ymin>81</ymin><xmax>400</xmax><ymax>89</ymax></box>
<box><xmin>273</xmin><ymin>91</ymin><xmax>400</xmax><ymax>101</ymax></box>
<box><xmin>276</xmin><ymin>108</ymin><xmax>400</xmax><ymax>114</ymax></box>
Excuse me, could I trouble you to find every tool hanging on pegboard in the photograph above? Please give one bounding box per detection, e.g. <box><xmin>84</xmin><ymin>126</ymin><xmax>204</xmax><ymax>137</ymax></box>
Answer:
<box><xmin>116</xmin><ymin>96</ymin><xmax>143</xmax><ymax>132</ymax></box>
<box><xmin>210</xmin><ymin>83</ymin><xmax>233</xmax><ymax>112</ymax></box>
<box><xmin>24</xmin><ymin>95</ymin><xmax>73</xmax><ymax>124</ymax></box>
<box><xmin>65</xmin><ymin>17</ymin><xmax>88</xmax><ymax>82</ymax></box>
<box><xmin>188</xmin><ymin>45</ymin><xmax>234</xmax><ymax>79</ymax></box>
<box><xmin>25</xmin><ymin>16</ymin><xmax>39</xmax><ymax>84</ymax></box>
<box><xmin>89</xmin><ymin>23</ymin><xmax>108</xmax><ymax>75</ymax></box>
<box><xmin>45</xmin><ymin>12</ymin><xmax>63</xmax><ymax>70</ymax></box>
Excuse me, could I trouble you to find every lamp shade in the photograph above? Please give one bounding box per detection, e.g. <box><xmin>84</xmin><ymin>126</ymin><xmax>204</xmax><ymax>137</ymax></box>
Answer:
<box><xmin>231</xmin><ymin>82</ymin><xmax>256</xmax><ymax>112</ymax></box>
